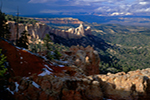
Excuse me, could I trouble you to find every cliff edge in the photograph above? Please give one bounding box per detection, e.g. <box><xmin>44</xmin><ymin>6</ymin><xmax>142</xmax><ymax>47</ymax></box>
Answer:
<box><xmin>6</xmin><ymin>21</ymin><xmax>91</xmax><ymax>41</ymax></box>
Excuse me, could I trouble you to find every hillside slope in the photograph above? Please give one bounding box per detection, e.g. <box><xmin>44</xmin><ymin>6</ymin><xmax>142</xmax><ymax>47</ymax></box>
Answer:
<box><xmin>1</xmin><ymin>39</ymin><xmax>150</xmax><ymax>100</ymax></box>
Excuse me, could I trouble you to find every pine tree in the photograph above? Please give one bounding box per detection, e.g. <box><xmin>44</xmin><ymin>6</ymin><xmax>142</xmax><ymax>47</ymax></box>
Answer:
<box><xmin>16</xmin><ymin>30</ymin><xmax>30</xmax><ymax>49</ymax></box>
<box><xmin>0</xmin><ymin>10</ymin><xmax>11</xmax><ymax>40</ymax></box>
<box><xmin>0</xmin><ymin>49</ymin><xmax>10</xmax><ymax>100</ymax></box>
<box><xmin>43</xmin><ymin>34</ymin><xmax>52</xmax><ymax>50</ymax></box>
<box><xmin>0</xmin><ymin>49</ymin><xmax>7</xmax><ymax>77</ymax></box>
<box><xmin>54</xmin><ymin>50</ymin><xmax>62</xmax><ymax>60</ymax></box>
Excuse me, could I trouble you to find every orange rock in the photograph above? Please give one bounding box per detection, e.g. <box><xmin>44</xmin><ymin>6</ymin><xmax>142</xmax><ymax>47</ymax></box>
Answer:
<box><xmin>41</xmin><ymin>80</ymin><xmax>51</xmax><ymax>91</ymax></box>
<box><xmin>39</xmin><ymin>91</ymin><xmax>49</xmax><ymax>100</ymax></box>
<box><xmin>62</xmin><ymin>45</ymin><xmax>100</xmax><ymax>75</ymax></box>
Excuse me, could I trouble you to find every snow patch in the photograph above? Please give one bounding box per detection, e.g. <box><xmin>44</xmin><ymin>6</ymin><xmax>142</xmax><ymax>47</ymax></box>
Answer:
<box><xmin>15</xmin><ymin>82</ymin><xmax>19</xmax><ymax>92</ymax></box>
<box><xmin>59</xmin><ymin>60</ymin><xmax>68</xmax><ymax>64</ymax></box>
<box><xmin>7</xmin><ymin>88</ymin><xmax>14</xmax><ymax>95</ymax></box>
<box><xmin>38</xmin><ymin>69</ymin><xmax>52</xmax><ymax>76</ymax></box>
<box><xmin>32</xmin><ymin>81</ymin><xmax>40</xmax><ymax>89</ymax></box>
<box><xmin>42</xmin><ymin>56</ymin><xmax>48</xmax><ymax>61</ymax></box>
<box><xmin>44</xmin><ymin>65</ymin><xmax>53</xmax><ymax>71</ymax></box>
<box><xmin>6</xmin><ymin>82</ymin><xmax>19</xmax><ymax>95</ymax></box>
<box><xmin>20</xmin><ymin>62</ymin><xmax>23</xmax><ymax>64</ymax></box>
<box><xmin>58</xmin><ymin>65</ymin><xmax>64</xmax><ymax>67</ymax></box>
<box><xmin>16</xmin><ymin>46</ymin><xmax>21</xmax><ymax>50</ymax></box>
<box><xmin>20</xmin><ymin>57</ymin><xmax>23</xmax><ymax>59</ymax></box>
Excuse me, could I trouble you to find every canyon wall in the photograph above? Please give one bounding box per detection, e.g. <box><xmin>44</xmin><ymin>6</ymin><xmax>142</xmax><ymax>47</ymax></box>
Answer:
<box><xmin>34</xmin><ymin>17</ymin><xmax>83</xmax><ymax>24</ymax></box>
<box><xmin>1</xmin><ymin>39</ymin><xmax>150</xmax><ymax>100</ymax></box>
<box><xmin>6</xmin><ymin>21</ymin><xmax>91</xmax><ymax>41</ymax></box>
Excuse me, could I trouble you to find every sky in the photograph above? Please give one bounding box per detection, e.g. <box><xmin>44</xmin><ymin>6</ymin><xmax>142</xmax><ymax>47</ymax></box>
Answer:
<box><xmin>1</xmin><ymin>0</ymin><xmax>150</xmax><ymax>16</ymax></box>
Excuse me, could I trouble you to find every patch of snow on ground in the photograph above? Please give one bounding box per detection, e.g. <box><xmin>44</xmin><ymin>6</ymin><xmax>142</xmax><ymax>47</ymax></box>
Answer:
<box><xmin>20</xmin><ymin>57</ymin><xmax>23</xmax><ymax>59</ymax></box>
<box><xmin>59</xmin><ymin>60</ymin><xmax>68</xmax><ymax>64</ymax></box>
<box><xmin>38</xmin><ymin>69</ymin><xmax>52</xmax><ymax>76</ymax></box>
<box><xmin>58</xmin><ymin>65</ymin><xmax>64</xmax><ymax>67</ymax></box>
<box><xmin>6</xmin><ymin>88</ymin><xmax>14</xmax><ymax>95</ymax></box>
<box><xmin>16</xmin><ymin>46</ymin><xmax>21</xmax><ymax>50</ymax></box>
<box><xmin>6</xmin><ymin>82</ymin><xmax>19</xmax><ymax>95</ymax></box>
<box><xmin>15</xmin><ymin>82</ymin><xmax>19</xmax><ymax>92</ymax></box>
<box><xmin>44</xmin><ymin>65</ymin><xmax>53</xmax><ymax>71</ymax></box>
<box><xmin>32</xmin><ymin>81</ymin><xmax>40</xmax><ymax>89</ymax></box>
<box><xmin>20</xmin><ymin>62</ymin><xmax>23</xmax><ymax>64</ymax></box>
<box><xmin>42</xmin><ymin>56</ymin><xmax>48</xmax><ymax>61</ymax></box>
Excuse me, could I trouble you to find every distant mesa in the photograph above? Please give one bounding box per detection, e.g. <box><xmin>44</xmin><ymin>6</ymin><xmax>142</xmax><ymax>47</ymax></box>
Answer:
<box><xmin>6</xmin><ymin>21</ymin><xmax>91</xmax><ymax>41</ymax></box>
<box><xmin>34</xmin><ymin>17</ymin><xmax>83</xmax><ymax>24</ymax></box>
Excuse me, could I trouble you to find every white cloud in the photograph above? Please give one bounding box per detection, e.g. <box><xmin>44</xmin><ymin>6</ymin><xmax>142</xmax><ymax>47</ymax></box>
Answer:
<box><xmin>28</xmin><ymin>0</ymin><xmax>150</xmax><ymax>15</ymax></box>
<box><xmin>136</xmin><ymin>8</ymin><xmax>150</xmax><ymax>12</ymax></box>
<box><xmin>139</xmin><ymin>2</ymin><xmax>148</xmax><ymax>5</ymax></box>
<box><xmin>28</xmin><ymin>0</ymin><xmax>48</xmax><ymax>3</ymax></box>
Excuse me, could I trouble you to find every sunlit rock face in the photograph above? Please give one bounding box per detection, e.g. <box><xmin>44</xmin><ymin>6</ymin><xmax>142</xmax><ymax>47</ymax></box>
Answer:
<box><xmin>2</xmin><ymin>39</ymin><xmax>150</xmax><ymax>100</ymax></box>
<box><xmin>66</xmin><ymin>24</ymin><xmax>91</xmax><ymax>39</ymax></box>
<box><xmin>6</xmin><ymin>21</ymin><xmax>49</xmax><ymax>41</ymax></box>
<box><xmin>60</xmin><ymin>45</ymin><xmax>100</xmax><ymax>76</ymax></box>
<box><xmin>97</xmin><ymin>69</ymin><xmax>150</xmax><ymax>100</ymax></box>
<box><xmin>7</xmin><ymin>21</ymin><xmax>91</xmax><ymax>41</ymax></box>
<box><xmin>35</xmin><ymin>17</ymin><xmax>83</xmax><ymax>24</ymax></box>
<box><xmin>0</xmin><ymin>39</ymin><xmax>103</xmax><ymax>100</ymax></box>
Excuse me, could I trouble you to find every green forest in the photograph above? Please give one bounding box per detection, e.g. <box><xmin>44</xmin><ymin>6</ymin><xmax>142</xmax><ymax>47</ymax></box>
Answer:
<box><xmin>2</xmin><ymin>12</ymin><xmax>150</xmax><ymax>74</ymax></box>
<box><xmin>5</xmin><ymin>14</ymin><xmax>38</xmax><ymax>24</ymax></box>
<box><xmin>47</xmin><ymin>22</ymin><xmax>150</xmax><ymax>74</ymax></box>
<box><xmin>91</xmin><ymin>24</ymin><xmax>150</xmax><ymax>73</ymax></box>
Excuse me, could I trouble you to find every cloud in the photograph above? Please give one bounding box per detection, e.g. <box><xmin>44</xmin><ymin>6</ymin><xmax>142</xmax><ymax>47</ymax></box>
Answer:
<box><xmin>4</xmin><ymin>0</ymin><xmax>150</xmax><ymax>16</ymax></box>
<box><xmin>34</xmin><ymin>0</ymin><xmax>150</xmax><ymax>15</ymax></box>
<box><xmin>28</xmin><ymin>0</ymin><xmax>52</xmax><ymax>3</ymax></box>
<box><xmin>93</xmin><ymin>0</ymin><xmax>150</xmax><ymax>15</ymax></box>
<box><xmin>139</xmin><ymin>1</ymin><xmax>149</xmax><ymax>5</ymax></box>
<box><xmin>135</xmin><ymin>8</ymin><xmax>150</xmax><ymax>12</ymax></box>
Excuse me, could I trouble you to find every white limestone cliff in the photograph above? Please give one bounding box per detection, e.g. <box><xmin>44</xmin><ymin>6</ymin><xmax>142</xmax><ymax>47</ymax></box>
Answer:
<box><xmin>6</xmin><ymin>21</ymin><xmax>91</xmax><ymax>41</ymax></box>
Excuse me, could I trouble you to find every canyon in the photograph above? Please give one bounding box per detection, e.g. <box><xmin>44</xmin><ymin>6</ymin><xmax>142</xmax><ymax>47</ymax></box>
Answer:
<box><xmin>1</xmin><ymin>39</ymin><xmax>150</xmax><ymax>100</ymax></box>
<box><xmin>6</xmin><ymin>21</ymin><xmax>91</xmax><ymax>41</ymax></box>
<box><xmin>34</xmin><ymin>17</ymin><xmax>83</xmax><ymax>24</ymax></box>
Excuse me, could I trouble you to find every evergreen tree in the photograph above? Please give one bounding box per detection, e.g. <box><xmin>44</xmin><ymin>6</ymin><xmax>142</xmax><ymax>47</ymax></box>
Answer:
<box><xmin>0</xmin><ymin>10</ymin><xmax>11</xmax><ymax>40</ymax></box>
<box><xmin>0</xmin><ymin>49</ymin><xmax>11</xmax><ymax>100</ymax></box>
<box><xmin>16</xmin><ymin>30</ymin><xmax>30</xmax><ymax>49</ymax></box>
<box><xmin>43</xmin><ymin>34</ymin><xmax>52</xmax><ymax>50</ymax></box>
<box><xmin>0</xmin><ymin>49</ymin><xmax>7</xmax><ymax>77</ymax></box>
<box><xmin>54</xmin><ymin>50</ymin><xmax>62</xmax><ymax>60</ymax></box>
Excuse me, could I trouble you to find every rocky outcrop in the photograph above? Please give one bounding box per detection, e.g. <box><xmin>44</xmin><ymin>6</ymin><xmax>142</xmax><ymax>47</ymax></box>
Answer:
<box><xmin>6</xmin><ymin>21</ymin><xmax>91</xmax><ymax>41</ymax></box>
<box><xmin>7</xmin><ymin>68</ymin><xmax>150</xmax><ymax>100</ymax></box>
<box><xmin>96</xmin><ymin>69</ymin><xmax>150</xmax><ymax>100</ymax></box>
<box><xmin>34</xmin><ymin>17</ymin><xmax>83</xmax><ymax>24</ymax></box>
<box><xmin>58</xmin><ymin>45</ymin><xmax>100</xmax><ymax>76</ymax></box>
<box><xmin>8</xmin><ymin>75</ymin><xmax>103</xmax><ymax>100</ymax></box>
<box><xmin>66</xmin><ymin>24</ymin><xmax>91</xmax><ymax>39</ymax></box>
<box><xmin>3</xmin><ymin>39</ymin><xmax>150</xmax><ymax>100</ymax></box>
<box><xmin>6</xmin><ymin>21</ymin><xmax>50</xmax><ymax>41</ymax></box>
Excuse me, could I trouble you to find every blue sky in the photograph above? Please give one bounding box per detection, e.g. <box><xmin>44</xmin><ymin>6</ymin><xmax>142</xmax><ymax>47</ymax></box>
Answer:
<box><xmin>2</xmin><ymin>0</ymin><xmax>150</xmax><ymax>16</ymax></box>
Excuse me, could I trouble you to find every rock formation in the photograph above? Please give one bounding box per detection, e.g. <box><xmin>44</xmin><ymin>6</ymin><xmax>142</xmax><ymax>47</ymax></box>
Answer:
<box><xmin>6</xmin><ymin>21</ymin><xmax>50</xmax><ymax>41</ymax></box>
<box><xmin>34</xmin><ymin>17</ymin><xmax>83</xmax><ymax>24</ymax></box>
<box><xmin>2</xmin><ymin>39</ymin><xmax>150</xmax><ymax>100</ymax></box>
<box><xmin>6</xmin><ymin>21</ymin><xmax>91</xmax><ymax>41</ymax></box>
<box><xmin>58</xmin><ymin>45</ymin><xmax>100</xmax><ymax>75</ymax></box>
<box><xmin>97</xmin><ymin>69</ymin><xmax>150</xmax><ymax>100</ymax></box>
